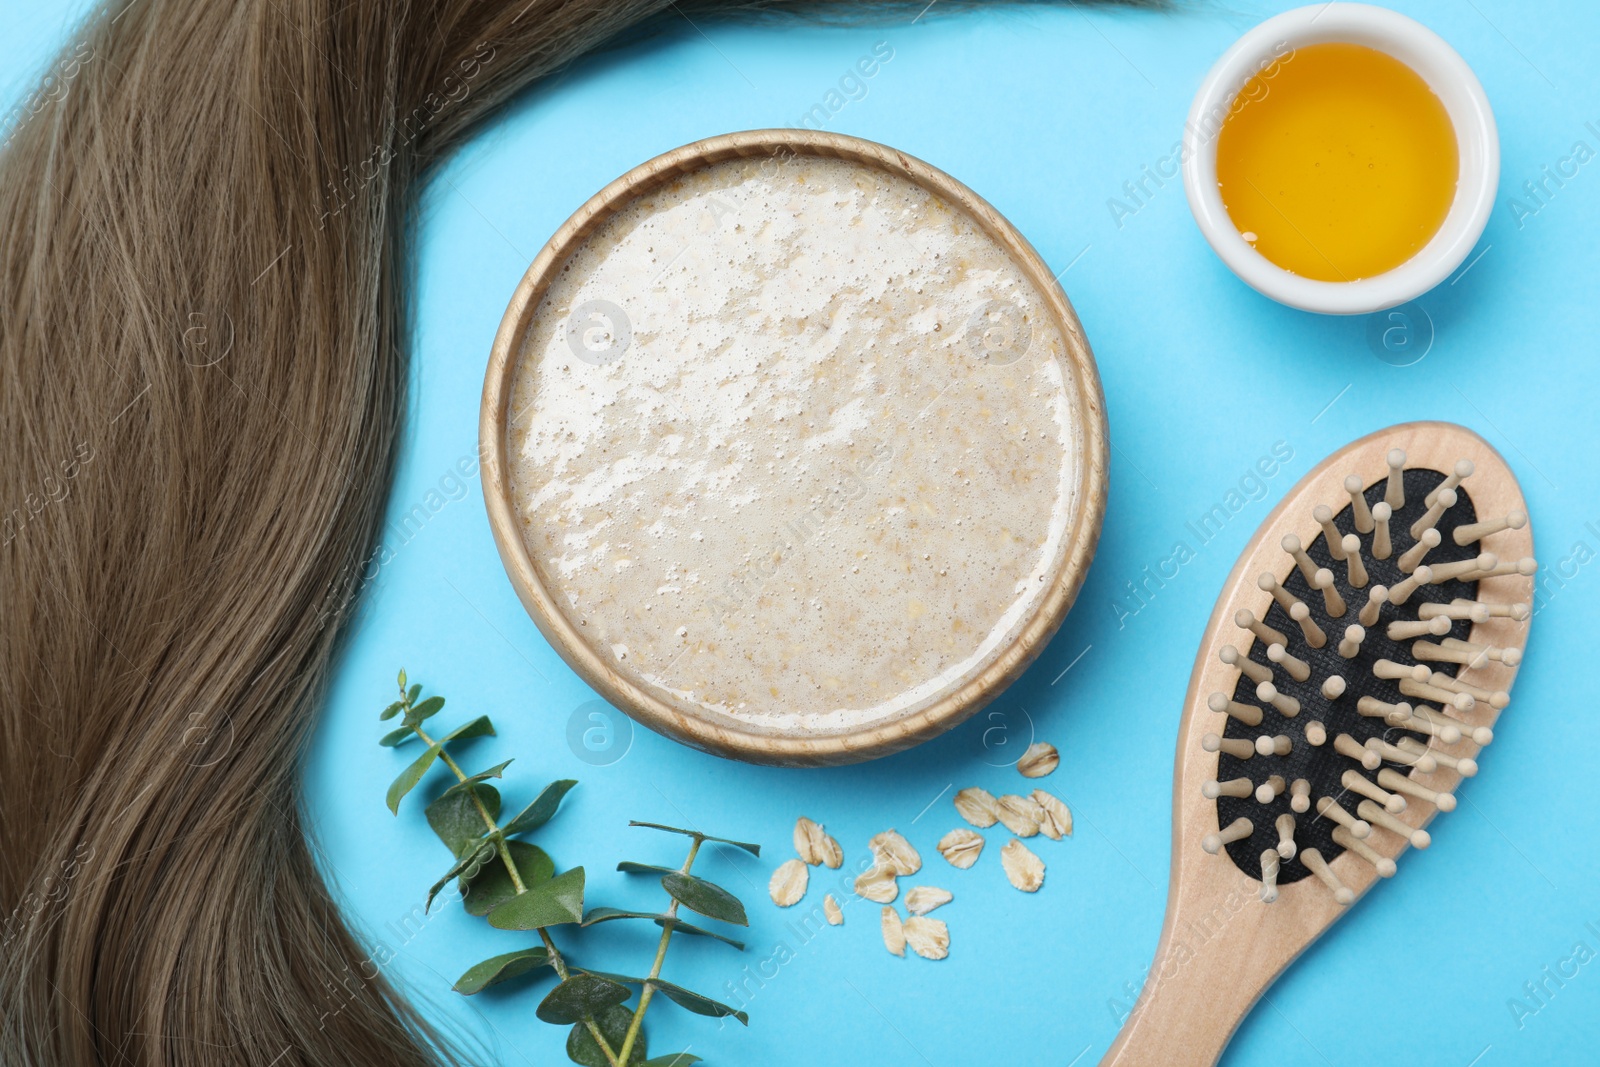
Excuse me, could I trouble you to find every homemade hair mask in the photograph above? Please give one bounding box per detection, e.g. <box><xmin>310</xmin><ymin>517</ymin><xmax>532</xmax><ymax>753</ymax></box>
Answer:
<box><xmin>483</xmin><ymin>131</ymin><xmax>1107</xmax><ymax>765</ymax></box>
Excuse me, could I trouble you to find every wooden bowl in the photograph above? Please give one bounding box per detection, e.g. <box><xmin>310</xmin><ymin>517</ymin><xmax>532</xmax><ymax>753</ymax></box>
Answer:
<box><xmin>480</xmin><ymin>129</ymin><xmax>1107</xmax><ymax>766</ymax></box>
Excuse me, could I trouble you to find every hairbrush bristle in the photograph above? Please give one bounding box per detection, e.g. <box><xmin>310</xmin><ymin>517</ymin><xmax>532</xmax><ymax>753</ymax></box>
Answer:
<box><xmin>1203</xmin><ymin>816</ymin><xmax>1254</xmax><ymax>854</ymax></box>
<box><xmin>1258</xmin><ymin>572</ymin><xmax>1303</xmax><ymax>613</ymax></box>
<box><xmin>1333</xmin><ymin>826</ymin><xmax>1396</xmax><ymax>877</ymax></box>
<box><xmin>1453</xmin><ymin>510</ymin><xmax>1527</xmax><ymax>546</ymax></box>
<box><xmin>1275</xmin><ymin>813</ymin><xmax>1297</xmax><ymax>859</ymax></box>
<box><xmin>1423</xmin><ymin>668</ymin><xmax>1510</xmax><ymax>707</ymax></box>
<box><xmin>1428</xmin><ymin>552</ymin><xmax>1492</xmax><ymax>583</ymax></box>
<box><xmin>1222</xmin><ymin>643</ymin><xmax>1272</xmax><ymax>685</ymax></box>
<box><xmin>1281</xmin><ymin>534</ymin><xmax>1320</xmax><ymax>583</ymax></box>
<box><xmin>1315</xmin><ymin>505</ymin><xmax>1347</xmax><ymax>560</ymax></box>
<box><xmin>1397</xmin><ymin>526</ymin><xmax>1440</xmax><ymax>571</ymax></box>
<box><xmin>1418</xmin><ymin>598</ymin><xmax>1530</xmax><ymax>622</ymax></box>
<box><xmin>1256</xmin><ymin>681</ymin><xmax>1300</xmax><ymax>717</ymax></box>
<box><xmin>1203</xmin><ymin>448</ymin><xmax>1536</xmax><ymax>905</ymax></box>
<box><xmin>1387</xmin><ymin>616</ymin><xmax>1452</xmax><ymax>640</ymax></box>
<box><xmin>1315</xmin><ymin>795</ymin><xmax>1369</xmax><ymax>837</ymax></box>
<box><xmin>1208</xmin><ymin>690</ymin><xmax>1264</xmax><ymax>726</ymax></box>
<box><xmin>1371</xmin><ymin>502</ymin><xmax>1394</xmax><ymax>560</ymax></box>
<box><xmin>1301</xmin><ymin>848</ymin><xmax>1354</xmax><ymax>904</ymax></box>
<box><xmin>1340</xmin><ymin>534</ymin><xmax>1370</xmax><ymax>588</ymax></box>
<box><xmin>1267</xmin><ymin>642</ymin><xmax>1311</xmax><ymax>682</ymax></box>
<box><xmin>1341</xmin><ymin>768</ymin><xmax>1406</xmax><ymax>814</ymax></box>
<box><xmin>1259</xmin><ymin>849</ymin><xmax>1281</xmax><ymax>903</ymax></box>
<box><xmin>1358</xmin><ymin>799</ymin><xmax>1431</xmax><ymax>849</ymax></box>
<box><xmin>1236</xmin><ymin>608</ymin><xmax>1288</xmax><ymax>646</ymax></box>
<box><xmin>1425</xmin><ymin>458</ymin><xmax>1475</xmax><ymax>508</ymax></box>
<box><xmin>1290</xmin><ymin>601</ymin><xmax>1326</xmax><ymax>647</ymax></box>
<box><xmin>1345</xmin><ymin>475</ymin><xmax>1375</xmax><ymax>533</ymax></box>
<box><xmin>1333</xmin><ymin>732</ymin><xmax>1381</xmax><ymax>770</ymax></box>
<box><xmin>1314</xmin><ymin>569</ymin><xmax>1346</xmax><ymax>616</ymax></box>
<box><xmin>1384</xmin><ymin>450</ymin><xmax>1407</xmax><ymax>510</ymax></box>
<box><xmin>1411</xmin><ymin>487</ymin><xmax>1456</xmax><ymax>539</ymax></box>
<box><xmin>1358</xmin><ymin>584</ymin><xmax>1387</xmax><ymax>626</ymax></box>
<box><xmin>1456</xmin><ymin>556</ymin><xmax>1538</xmax><ymax>580</ymax></box>
<box><xmin>1388</xmin><ymin>566</ymin><xmax>1430</xmax><ymax>605</ymax></box>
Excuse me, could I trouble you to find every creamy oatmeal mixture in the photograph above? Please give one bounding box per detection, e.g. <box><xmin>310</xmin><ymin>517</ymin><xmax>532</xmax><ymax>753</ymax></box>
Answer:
<box><xmin>508</xmin><ymin>155</ymin><xmax>1082</xmax><ymax>732</ymax></box>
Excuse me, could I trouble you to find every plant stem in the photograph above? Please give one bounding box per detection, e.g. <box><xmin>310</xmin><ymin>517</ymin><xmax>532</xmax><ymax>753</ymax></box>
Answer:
<box><xmin>411</xmin><ymin>715</ymin><xmax>622</xmax><ymax>1067</ymax></box>
<box><xmin>615</xmin><ymin>837</ymin><xmax>702</xmax><ymax>1065</ymax></box>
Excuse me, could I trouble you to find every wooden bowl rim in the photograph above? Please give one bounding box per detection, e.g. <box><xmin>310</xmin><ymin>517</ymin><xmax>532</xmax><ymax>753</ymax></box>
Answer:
<box><xmin>479</xmin><ymin>128</ymin><xmax>1109</xmax><ymax>766</ymax></box>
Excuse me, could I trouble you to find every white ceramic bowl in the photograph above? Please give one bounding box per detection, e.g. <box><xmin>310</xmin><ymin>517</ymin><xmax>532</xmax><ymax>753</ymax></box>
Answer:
<box><xmin>1182</xmin><ymin>3</ymin><xmax>1498</xmax><ymax>315</ymax></box>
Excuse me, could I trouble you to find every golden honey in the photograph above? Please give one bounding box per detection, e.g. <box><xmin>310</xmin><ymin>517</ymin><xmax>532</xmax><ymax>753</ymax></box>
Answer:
<box><xmin>1216</xmin><ymin>42</ymin><xmax>1459</xmax><ymax>282</ymax></box>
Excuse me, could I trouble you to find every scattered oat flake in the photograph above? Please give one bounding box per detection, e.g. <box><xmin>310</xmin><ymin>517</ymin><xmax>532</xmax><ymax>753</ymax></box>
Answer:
<box><xmin>1001</xmin><ymin>838</ymin><xmax>1045</xmax><ymax>892</ymax></box>
<box><xmin>824</xmin><ymin>894</ymin><xmax>843</xmax><ymax>926</ymax></box>
<box><xmin>869</xmin><ymin>829</ymin><xmax>921</xmax><ymax>876</ymax></box>
<box><xmin>794</xmin><ymin>816</ymin><xmax>843</xmax><ymax>868</ymax></box>
<box><xmin>1033</xmin><ymin>789</ymin><xmax>1073</xmax><ymax>840</ymax></box>
<box><xmin>997</xmin><ymin>794</ymin><xmax>1045</xmax><ymax>837</ymax></box>
<box><xmin>769</xmin><ymin>858</ymin><xmax>809</xmax><ymax>907</ymax></box>
<box><xmin>937</xmin><ymin>829</ymin><xmax>984</xmax><ymax>869</ymax></box>
<box><xmin>881</xmin><ymin>906</ymin><xmax>906</xmax><ymax>956</ymax></box>
<box><xmin>903</xmin><ymin>916</ymin><xmax>950</xmax><ymax>960</ymax></box>
<box><xmin>1017</xmin><ymin>741</ymin><xmax>1060</xmax><ymax>778</ymax></box>
<box><xmin>854</xmin><ymin>864</ymin><xmax>899</xmax><ymax>904</ymax></box>
<box><xmin>954</xmin><ymin>787</ymin><xmax>1001</xmax><ymax>828</ymax></box>
<box><xmin>905</xmin><ymin>886</ymin><xmax>952</xmax><ymax>916</ymax></box>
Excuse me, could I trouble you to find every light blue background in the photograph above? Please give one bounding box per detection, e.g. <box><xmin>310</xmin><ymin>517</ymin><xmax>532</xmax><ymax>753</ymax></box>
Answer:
<box><xmin>6</xmin><ymin>2</ymin><xmax>1600</xmax><ymax>1064</ymax></box>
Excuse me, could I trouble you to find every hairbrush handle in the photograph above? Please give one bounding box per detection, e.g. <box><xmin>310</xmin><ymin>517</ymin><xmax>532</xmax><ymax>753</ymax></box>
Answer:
<box><xmin>1100</xmin><ymin>874</ymin><xmax>1280</xmax><ymax>1067</ymax></box>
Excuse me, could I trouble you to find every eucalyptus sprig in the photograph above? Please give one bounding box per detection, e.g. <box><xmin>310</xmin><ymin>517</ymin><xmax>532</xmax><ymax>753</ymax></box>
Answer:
<box><xmin>379</xmin><ymin>671</ymin><xmax>755</xmax><ymax>1066</ymax></box>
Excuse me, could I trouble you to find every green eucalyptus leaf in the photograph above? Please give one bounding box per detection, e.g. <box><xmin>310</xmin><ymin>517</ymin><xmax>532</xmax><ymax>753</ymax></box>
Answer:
<box><xmin>566</xmin><ymin>1005</ymin><xmax>643</xmax><ymax>1067</ymax></box>
<box><xmin>701</xmin><ymin>834</ymin><xmax>761</xmax><ymax>856</ymax></box>
<box><xmin>487</xmin><ymin>866</ymin><xmax>584</xmax><ymax>931</ymax></box>
<box><xmin>380</xmin><ymin>700</ymin><xmax>405</xmax><ymax>721</ymax></box>
<box><xmin>503</xmin><ymin>779</ymin><xmax>578</xmax><ymax>836</ymax></box>
<box><xmin>438</xmin><ymin>760</ymin><xmax>514</xmax><ymax>801</ymax></box>
<box><xmin>580</xmin><ymin>969</ymin><xmax>646</xmax><ymax>985</ymax></box>
<box><xmin>406</xmin><ymin>682</ymin><xmax>421</xmax><ymax>704</ymax></box>
<box><xmin>537</xmin><ymin>973</ymin><xmax>630</xmax><ymax>1025</ymax></box>
<box><xmin>439</xmin><ymin>714</ymin><xmax>496</xmax><ymax>746</ymax></box>
<box><xmin>386</xmin><ymin>717</ymin><xmax>492</xmax><ymax>813</ymax></box>
<box><xmin>425</xmin><ymin>841</ymin><xmax>498</xmax><ymax>911</ymax></box>
<box><xmin>403</xmin><ymin>694</ymin><xmax>446</xmax><ymax>727</ymax></box>
<box><xmin>578</xmin><ymin>970</ymin><xmax>745</xmax><ymax>1021</ymax></box>
<box><xmin>658</xmin><ymin>915</ymin><xmax>744</xmax><ymax>949</ymax></box>
<box><xmin>627</xmin><ymin>821</ymin><xmax>698</xmax><ymax>837</ymax></box>
<box><xmin>641</xmin><ymin>1056</ymin><xmax>701</xmax><ymax>1067</ymax></box>
<box><xmin>425</xmin><ymin>784</ymin><xmax>501</xmax><ymax>858</ymax></box>
<box><xmin>660</xmin><ymin>872</ymin><xmax>747</xmax><ymax>927</ymax></box>
<box><xmin>386</xmin><ymin>745</ymin><xmax>445</xmax><ymax>814</ymax></box>
<box><xmin>378</xmin><ymin>726</ymin><xmax>416</xmax><ymax>748</ymax></box>
<box><xmin>648</xmin><ymin>978</ymin><xmax>749</xmax><ymax>1024</ymax></box>
<box><xmin>452</xmin><ymin>947</ymin><xmax>551</xmax><ymax>995</ymax></box>
<box><xmin>616</xmin><ymin>862</ymin><xmax>677</xmax><ymax>877</ymax></box>
<box><xmin>627</xmin><ymin>821</ymin><xmax>761</xmax><ymax>856</ymax></box>
<box><xmin>579</xmin><ymin>909</ymin><xmax>743</xmax><ymax>949</ymax></box>
<box><xmin>580</xmin><ymin>907</ymin><xmax>652</xmax><ymax>926</ymax></box>
<box><xmin>462</xmin><ymin>841</ymin><xmax>554</xmax><ymax>917</ymax></box>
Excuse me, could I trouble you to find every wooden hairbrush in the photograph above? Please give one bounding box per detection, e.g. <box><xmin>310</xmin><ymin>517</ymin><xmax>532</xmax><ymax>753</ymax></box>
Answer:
<box><xmin>1103</xmin><ymin>421</ymin><xmax>1535</xmax><ymax>1066</ymax></box>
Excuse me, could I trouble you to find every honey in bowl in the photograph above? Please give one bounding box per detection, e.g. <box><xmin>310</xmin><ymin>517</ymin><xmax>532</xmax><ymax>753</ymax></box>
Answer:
<box><xmin>1215</xmin><ymin>41</ymin><xmax>1459</xmax><ymax>282</ymax></box>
